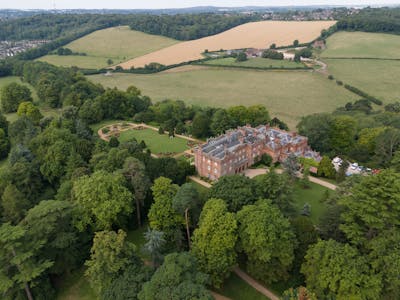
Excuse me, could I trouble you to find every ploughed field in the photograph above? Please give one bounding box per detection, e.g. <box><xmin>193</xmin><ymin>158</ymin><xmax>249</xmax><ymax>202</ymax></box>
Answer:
<box><xmin>119</xmin><ymin>21</ymin><xmax>336</xmax><ymax>68</ymax></box>
<box><xmin>88</xmin><ymin>68</ymin><xmax>357</xmax><ymax>129</ymax></box>
<box><xmin>321</xmin><ymin>31</ymin><xmax>400</xmax><ymax>103</ymax></box>
<box><xmin>38</xmin><ymin>26</ymin><xmax>178</xmax><ymax>69</ymax></box>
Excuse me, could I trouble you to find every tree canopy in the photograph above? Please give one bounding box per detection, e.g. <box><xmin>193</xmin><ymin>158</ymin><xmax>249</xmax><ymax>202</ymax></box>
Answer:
<box><xmin>191</xmin><ymin>198</ymin><xmax>237</xmax><ymax>287</ymax></box>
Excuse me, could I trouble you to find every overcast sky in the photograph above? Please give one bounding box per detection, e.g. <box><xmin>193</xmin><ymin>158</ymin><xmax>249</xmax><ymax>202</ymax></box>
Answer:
<box><xmin>0</xmin><ymin>0</ymin><xmax>399</xmax><ymax>9</ymax></box>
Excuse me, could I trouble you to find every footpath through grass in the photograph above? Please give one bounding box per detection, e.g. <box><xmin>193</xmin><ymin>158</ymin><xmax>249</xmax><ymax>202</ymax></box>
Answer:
<box><xmin>119</xmin><ymin>128</ymin><xmax>189</xmax><ymax>154</ymax></box>
<box><xmin>218</xmin><ymin>273</ymin><xmax>270</xmax><ymax>300</ymax></box>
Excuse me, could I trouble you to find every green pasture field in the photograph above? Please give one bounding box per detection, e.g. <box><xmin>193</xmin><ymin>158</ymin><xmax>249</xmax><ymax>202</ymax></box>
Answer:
<box><xmin>321</xmin><ymin>31</ymin><xmax>400</xmax><ymax>59</ymax></box>
<box><xmin>38</xmin><ymin>26</ymin><xmax>179</xmax><ymax>69</ymax></box>
<box><xmin>201</xmin><ymin>57</ymin><xmax>306</xmax><ymax>69</ymax></box>
<box><xmin>119</xmin><ymin>128</ymin><xmax>189</xmax><ymax>154</ymax></box>
<box><xmin>88</xmin><ymin>68</ymin><xmax>358</xmax><ymax>129</ymax></box>
<box><xmin>325</xmin><ymin>58</ymin><xmax>400</xmax><ymax>103</ymax></box>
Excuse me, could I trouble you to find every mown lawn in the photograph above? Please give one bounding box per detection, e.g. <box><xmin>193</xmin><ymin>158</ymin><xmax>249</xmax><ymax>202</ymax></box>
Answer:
<box><xmin>119</xmin><ymin>128</ymin><xmax>188</xmax><ymax>154</ymax></box>
<box><xmin>88</xmin><ymin>69</ymin><xmax>357</xmax><ymax>129</ymax></box>
<box><xmin>202</xmin><ymin>57</ymin><xmax>306</xmax><ymax>69</ymax></box>
<box><xmin>38</xmin><ymin>26</ymin><xmax>179</xmax><ymax>69</ymax></box>
<box><xmin>292</xmin><ymin>181</ymin><xmax>330</xmax><ymax>225</ymax></box>
<box><xmin>321</xmin><ymin>31</ymin><xmax>400</xmax><ymax>59</ymax></box>
<box><xmin>218</xmin><ymin>273</ymin><xmax>270</xmax><ymax>300</ymax></box>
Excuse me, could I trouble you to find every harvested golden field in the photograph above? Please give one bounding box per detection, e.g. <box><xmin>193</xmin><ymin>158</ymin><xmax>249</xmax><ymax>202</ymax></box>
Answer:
<box><xmin>38</xmin><ymin>26</ymin><xmax>178</xmax><ymax>69</ymax></box>
<box><xmin>119</xmin><ymin>21</ymin><xmax>335</xmax><ymax>68</ymax></box>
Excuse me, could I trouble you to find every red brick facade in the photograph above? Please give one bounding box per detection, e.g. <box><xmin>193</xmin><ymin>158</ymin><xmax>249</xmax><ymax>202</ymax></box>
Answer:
<box><xmin>194</xmin><ymin>125</ymin><xmax>320</xmax><ymax>180</ymax></box>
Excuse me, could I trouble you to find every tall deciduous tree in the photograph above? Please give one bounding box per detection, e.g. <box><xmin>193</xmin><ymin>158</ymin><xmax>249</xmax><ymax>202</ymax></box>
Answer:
<box><xmin>317</xmin><ymin>156</ymin><xmax>336</xmax><ymax>179</ymax></box>
<box><xmin>367</xmin><ymin>230</ymin><xmax>400</xmax><ymax>299</ymax></box>
<box><xmin>191</xmin><ymin>112</ymin><xmax>210</xmax><ymax>138</ymax></box>
<box><xmin>172</xmin><ymin>183</ymin><xmax>202</xmax><ymax>248</ymax></box>
<box><xmin>297</xmin><ymin>114</ymin><xmax>333</xmax><ymax>154</ymax></box>
<box><xmin>237</xmin><ymin>200</ymin><xmax>296</xmax><ymax>283</ymax></box>
<box><xmin>330</xmin><ymin>116</ymin><xmax>357</xmax><ymax>154</ymax></box>
<box><xmin>254</xmin><ymin>171</ymin><xmax>294</xmax><ymax>216</ymax></box>
<box><xmin>1</xmin><ymin>184</ymin><xmax>30</xmax><ymax>225</ymax></box>
<box><xmin>209</xmin><ymin>175</ymin><xmax>257</xmax><ymax>212</ymax></box>
<box><xmin>72</xmin><ymin>171</ymin><xmax>134</xmax><ymax>231</ymax></box>
<box><xmin>120</xmin><ymin>157</ymin><xmax>150</xmax><ymax>227</ymax></box>
<box><xmin>301</xmin><ymin>239</ymin><xmax>381</xmax><ymax>299</ymax></box>
<box><xmin>17</xmin><ymin>102</ymin><xmax>43</xmax><ymax>125</ymax></box>
<box><xmin>138</xmin><ymin>252</ymin><xmax>212</xmax><ymax>300</ymax></box>
<box><xmin>148</xmin><ymin>177</ymin><xmax>183</xmax><ymax>248</ymax></box>
<box><xmin>339</xmin><ymin>170</ymin><xmax>400</xmax><ymax>246</ymax></box>
<box><xmin>102</xmin><ymin>264</ymin><xmax>152</xmax><ymax>300</ymax></box>
<box><xmin>0</xmin><ymin>82</ymin><xmax>32</xmax><ymax>113</ymax></box>
<box><xmin>0</xmin><ymin>223</ymin><xmax>53</xmax><ymax>300</ymax></box>
<box><xmin>374</xmin><ymin>127</ymin><xmax>400</xmax><ymax>167</ymax></box>
<box><xmin>210</xmin><ymin>109</ymin><xmax>233</xmax><ymax>135</ymax></box>
<box><xmin>191</xmin><ymin>198</ymin><xmax>237</xmax><ymax>287</ymax></box>
<box><xmin>21</xmin><ymin>200</ymin><xmax>79</xmax><ymax>275</ymax></box>
<box><xmin>0</xmin><ymin>128</ymin><xmax>9</xmax><ymax>159</ymax></box>
<box><xmin>85</xmin><ymin>230</ymin><xmax>139</xmax><ymax>295</ymax></box>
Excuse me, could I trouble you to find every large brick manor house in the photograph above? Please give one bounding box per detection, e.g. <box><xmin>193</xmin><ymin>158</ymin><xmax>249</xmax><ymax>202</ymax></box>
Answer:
<box><xmin>194</xmin><ymin>125</ymin><xmax>321</xmax><ymax>180</ymax></box>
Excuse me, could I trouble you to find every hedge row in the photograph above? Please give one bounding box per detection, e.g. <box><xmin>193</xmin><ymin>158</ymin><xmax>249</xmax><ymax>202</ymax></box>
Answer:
<box><xmin>344</xmin><ymin>84</ymin><xmax>383</xmax><ymax>105</ymax></box>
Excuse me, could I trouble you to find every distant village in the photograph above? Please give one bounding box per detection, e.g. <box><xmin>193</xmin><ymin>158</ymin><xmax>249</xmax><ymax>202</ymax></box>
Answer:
<box><xmin>0</xmin><ymin>40</ymin><xmax>49</xmax><ymax>59</ymax></box>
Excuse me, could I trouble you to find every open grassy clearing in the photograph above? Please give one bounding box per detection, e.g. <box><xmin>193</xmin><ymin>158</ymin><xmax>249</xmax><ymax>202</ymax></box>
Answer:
<box><xmin>201</xmin><ymin>57</ymin><xmax>306</xmax><ymax>69</ymax></box>
<box><xmin>292</xmin><ymin>181</ymin><xmax>330</xmax><ymax>225</ymax></box>
<box><xmin>56</xmin><ymin>268</ymin><xmax>97</xmax><ymax>300</ymax></box>
<box><xmin>38</xmin><ymin>26</ymin><xmax>179</xmax><ymax>69</ymax></box>
<box><xmin>218</xmin><ymin>273</ymin><xmax>270</xmax><ymax>300</ymax></box>
<box><xmin>321</xmin><ymin>31</ymin><xmax>400</xmax><ymax>59</ymax></box>
<box><xmin>0</xmin><ymin>76</ymin><xmax>38</xmax><ymax>102</ymax></box>
<box><xmin>0</xmin><ymin>76</ymin><xmax>60</xmax><ymax>122</ymax></box>
<box><xmin>119</xmin><ymin>128</ymin><xmax>189</xmax><ymax>154</ymax></box>
<box><xmin>89</xmin><ymin>68</ymin><xmax>357</xmax><ymax>129</ymax></box>
<box><xmin>119</xmin><ymin>21</ymin><xmax>335</xmax><ymax>68</ymax></box>
<box><xmin>325</xmin><ymin>58</ymin><xmax>400</xmax><ymax>103</ymax></box>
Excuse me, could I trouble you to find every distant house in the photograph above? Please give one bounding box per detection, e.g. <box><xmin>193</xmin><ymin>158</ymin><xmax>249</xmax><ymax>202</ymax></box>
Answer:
<box><xmin>245</xmin><ymin>48</ymin><xmax>263</xmax><ymax>58</ymax></box>
<box><xmin>194</xmin><ymin>125</ymin><xmax>321</xmax><ymax>180</ymax></box>
<box><xmin>312</xmin><ymin>40</ymin><xmax>326</xmax><ymax>50</ymax></box>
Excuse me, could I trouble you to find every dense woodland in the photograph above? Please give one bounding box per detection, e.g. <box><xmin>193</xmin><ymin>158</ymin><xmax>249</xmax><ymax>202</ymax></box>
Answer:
<box><xmin>1</xmin><ymin>6</ymin><xmax>400</xmax><ymax>300</ymax></box>
<box><xmin>0</xmin><ymin>57</ymin><xmax>399</xmax><ymax>299</ymax></box>
<box><xmin>335</xmin><ymin>7</ymin><xmax>400</xmax><ymax>35</ymax></box>
<box><xmin>128</xmin><ymin>14</ymin><xmax>260</xmax><ymax>40</ymax></box>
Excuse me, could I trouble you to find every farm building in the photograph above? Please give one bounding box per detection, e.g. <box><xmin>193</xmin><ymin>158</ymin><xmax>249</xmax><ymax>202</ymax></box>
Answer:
<box><xmin>194</xmin><ymin>125</ymin><xmax>321</xmax><ymax>180</ymax></box>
